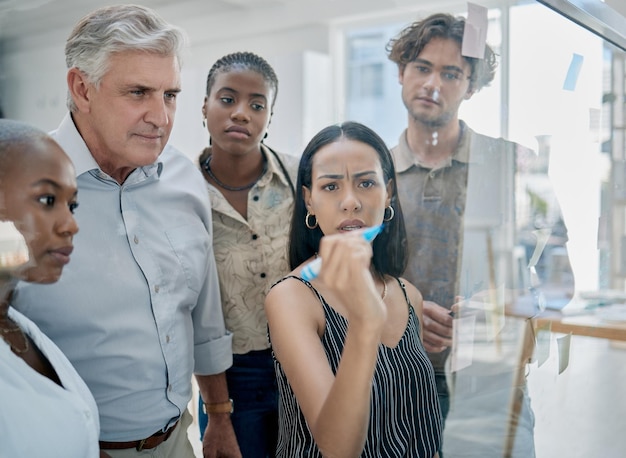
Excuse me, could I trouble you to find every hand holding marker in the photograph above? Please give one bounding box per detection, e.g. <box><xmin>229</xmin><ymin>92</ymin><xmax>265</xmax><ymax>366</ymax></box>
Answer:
<box><xmin>300</xmin><ymin>224</ymin><xmax>385</xmax><ymax>282</ymax></box>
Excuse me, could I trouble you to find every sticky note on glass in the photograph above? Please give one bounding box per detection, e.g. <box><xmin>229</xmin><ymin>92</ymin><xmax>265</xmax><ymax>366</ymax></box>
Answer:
<box><xmin>450</xmin><ymin>313</ymin><xmax>476</xmax><ymax>372</ymax></box>
<box><xmin>533</xmin><ymin>321</ymin><xmax>551</xmax><ymax>367</ymax></box>
<box><xmin>557</xmin><ymin>332</ymin><xmax>572</xmax><ymax>374</ymax></box>
<box><xmin>484</xmin><ymin>283</ymin><xmax>506</xmax><ymax>340</ymax></box>
<box><xmin>563</xmin><ymin>53</ymin><xmax>584</xmax><ymax>91</ymax></box>
<box><xmin>462</xmin><ymin>2</ymin><xmax>488</xmax><ymax>59</ymax></box>
<box><xmin>528</xmin><ymin>228</ymin><xmax>552</xmax><ymax>269</ymax></box>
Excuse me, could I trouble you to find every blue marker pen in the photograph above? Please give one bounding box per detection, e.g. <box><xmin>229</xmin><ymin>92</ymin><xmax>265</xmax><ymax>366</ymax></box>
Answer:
<box><xmin>300</xmin><ymin>223</ymin><xmax>384</xmax><ymax>282</ymax></box>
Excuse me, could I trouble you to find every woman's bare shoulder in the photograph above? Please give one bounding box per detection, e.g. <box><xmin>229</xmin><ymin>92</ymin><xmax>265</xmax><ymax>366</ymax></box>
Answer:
<box><xmin>397</xmin><ymin>276</ymin><xmax>423</xmax><ymax>305</ymax></box>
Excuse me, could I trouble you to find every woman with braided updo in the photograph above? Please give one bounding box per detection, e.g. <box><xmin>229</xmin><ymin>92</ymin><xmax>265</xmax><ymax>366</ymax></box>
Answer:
<box><xmin>196</xmin><ymin>51</ymin><xmax>297</xmax><ymax>458</ymax></box>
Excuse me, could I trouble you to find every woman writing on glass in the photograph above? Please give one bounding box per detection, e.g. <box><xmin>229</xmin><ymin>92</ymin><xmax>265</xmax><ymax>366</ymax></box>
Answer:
<box><xmin>265</xmin><ymin>121</ymin><xmax>442</xmax><ymax>457</ymax></box>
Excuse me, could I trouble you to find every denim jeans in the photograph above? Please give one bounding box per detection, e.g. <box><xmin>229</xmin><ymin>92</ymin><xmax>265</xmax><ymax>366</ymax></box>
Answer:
<box><xmin>198</xmin><ymin>349</ymin><xmax>278</xmax><ymax>458</ymax></box>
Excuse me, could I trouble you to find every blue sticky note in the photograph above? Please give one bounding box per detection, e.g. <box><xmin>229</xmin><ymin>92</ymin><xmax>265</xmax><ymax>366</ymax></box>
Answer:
<box><xmin>563</xmin><ymin>53</ymin><xmax>584</xmax><ymax>91</ymax></box>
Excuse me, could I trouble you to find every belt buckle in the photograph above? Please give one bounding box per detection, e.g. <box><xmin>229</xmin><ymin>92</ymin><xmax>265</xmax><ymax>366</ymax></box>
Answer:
<box><xmin>136</xmin><ymin>438</ymin><xmax>148</xmax><ymax>451</ymax></box>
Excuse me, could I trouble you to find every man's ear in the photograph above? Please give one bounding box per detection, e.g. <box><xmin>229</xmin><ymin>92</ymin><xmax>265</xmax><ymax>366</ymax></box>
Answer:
<box><xmin>464</xmin><ymin>85</ymin><xmax>476</xmax><ymax>100</ymax></box>
<box><xmin>67</xmin><ymin>68</ymin><xmax>91</xmax><ymax>113</ymax></box>
<box><xmin>397</xmin><ymin>65</ymin><xmax>406</xmax><ymax>85</ymax></box>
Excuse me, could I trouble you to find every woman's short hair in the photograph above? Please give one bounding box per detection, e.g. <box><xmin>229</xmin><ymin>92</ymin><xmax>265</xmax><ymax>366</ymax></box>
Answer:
<box><xmin>0</xmin><ymin>119</ymin><xmax>51</xmax><ymax>182</ymax></box>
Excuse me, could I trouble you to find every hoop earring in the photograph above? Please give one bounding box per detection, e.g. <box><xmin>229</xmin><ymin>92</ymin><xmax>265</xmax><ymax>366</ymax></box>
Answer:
<box><xmin>384</xmin><ymin>206</ymin><xmax>395</xmax><ymax>222</ymax></box>
<box><xmin>305</xmin><ymin>212</ymin><xmax>318</xmax><ymax>229</ymax></box>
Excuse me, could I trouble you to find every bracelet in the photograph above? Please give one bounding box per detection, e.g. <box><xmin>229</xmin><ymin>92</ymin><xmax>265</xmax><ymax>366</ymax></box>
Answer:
<box><xmin>202</xmin><ymin>398</ymin><xmax>234</xmax><ymax>414</ymax></box>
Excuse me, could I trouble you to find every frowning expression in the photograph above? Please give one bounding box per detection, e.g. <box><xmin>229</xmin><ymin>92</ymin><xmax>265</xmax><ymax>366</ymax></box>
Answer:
<box><xmin>304</xmin><ymin>138</ymin><xmax>391</xmax><ymax>237</ymax></box>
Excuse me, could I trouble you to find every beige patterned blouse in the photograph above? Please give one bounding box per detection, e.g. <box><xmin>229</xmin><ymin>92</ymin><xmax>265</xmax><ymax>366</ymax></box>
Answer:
<box><xmin>205</xmin><ymin>145</ymin><xmax>298</xmax><ymax>354</ymax></box>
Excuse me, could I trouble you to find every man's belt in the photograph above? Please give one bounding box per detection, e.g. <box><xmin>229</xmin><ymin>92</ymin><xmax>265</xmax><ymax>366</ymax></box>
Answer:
<box><xmin>99</xmin><ymin>419</ymin><xmax>179</xmax><ymax>451</ymax></box>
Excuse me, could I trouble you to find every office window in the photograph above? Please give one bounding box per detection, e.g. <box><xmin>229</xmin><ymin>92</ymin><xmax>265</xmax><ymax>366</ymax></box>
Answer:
<box><xmin>338</xmin><ymin>3</ymin><xmax>626</xmax><ymax>456</ymax></box>
<box><xmin>347</xmin><ymin>34</ymin><xmax>385</xmax><ymax>99</ymax></box>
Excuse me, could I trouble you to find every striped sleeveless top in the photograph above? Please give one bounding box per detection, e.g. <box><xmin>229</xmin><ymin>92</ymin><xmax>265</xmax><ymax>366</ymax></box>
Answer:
<box><xmin>271</xmin><ymin>276</ymin><xmax>442</xmax><ymax>457</ymax></box>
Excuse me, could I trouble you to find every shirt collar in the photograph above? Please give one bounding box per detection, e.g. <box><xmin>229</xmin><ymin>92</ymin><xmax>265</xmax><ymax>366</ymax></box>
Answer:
<box><xmin>202</xmin><ymin>144</ymin><xmax>291</xmax><ymax>189</ymax></box>
<box><xmin>393</xmin><ymin>120</ymin><xmax>473</xmax><ymax>173</ymax></box>
<box><xmin>52</xmin><ymin>113</ymin><xmax>163</xmax><ymax>180</ymax></box>
<box><xmin>260</xmin><ymin>143</ymin><xmax>291</xmax><ymax>188</ymax></box>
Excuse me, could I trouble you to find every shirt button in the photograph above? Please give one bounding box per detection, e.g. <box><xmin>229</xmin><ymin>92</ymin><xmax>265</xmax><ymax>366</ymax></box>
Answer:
<box><xmin>166</xmin><ymin>335</ymin><xmax>171</xmax><ymax>343</ymax></box>
<box><xmin>260</xmin><ymin>273</ymin><xmax>266</xmax><ymax>278</ymax></box>
<box><xmin>154</xmin><ymin>285</ymin><xmax>160</xmax><ymax>293</ymax></box>
<box><xmin>429</xmin><ymin>171</ymin><xmax>435</xmax><ymax>178</ymax></box>
<box><xmin>253</xmin><ymin>195</ymin><xmax>259</xmax><ymax>201</ymax></box>
<box><xmin>134</xmin><ymin>235</ymin><xmax>139</xmax><ymax>244</ymax></box>
<box><xmin>252</xmin><ymin>234</ymin><xmax>258</xmax><ymax>240</ymax></box>
<box><xmin>168</xmin><ymin>384</ymin><xmax>172</xmax><ymax>392</ymax></box>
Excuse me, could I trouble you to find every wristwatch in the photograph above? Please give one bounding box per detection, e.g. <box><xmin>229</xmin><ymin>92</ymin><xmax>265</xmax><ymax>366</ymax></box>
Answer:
<box><xmin>202</xmin><ymin>398</ymin><xmax>234</xmax><ymax>414</ymax></box>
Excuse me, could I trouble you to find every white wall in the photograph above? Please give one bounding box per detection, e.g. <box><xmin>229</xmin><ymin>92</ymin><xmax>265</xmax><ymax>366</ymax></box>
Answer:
<box><xmin>1</xmin><ymin>42</ymin><xmax>68</xmax><ymax>132</ymax></box>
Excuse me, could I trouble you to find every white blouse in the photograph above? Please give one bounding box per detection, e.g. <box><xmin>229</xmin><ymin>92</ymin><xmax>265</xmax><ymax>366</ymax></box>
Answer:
<box><xmin>0</xmin><ymin>307</ymin><xmax>100</xmax><ymax>457</ymax></box>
